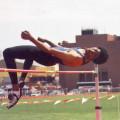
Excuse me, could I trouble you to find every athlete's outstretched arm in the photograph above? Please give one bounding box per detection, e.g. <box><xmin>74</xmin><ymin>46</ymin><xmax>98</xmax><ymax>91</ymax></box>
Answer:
<box><xmin>21</xmin><ymin>31</ymin><xmax>69</xmax><ymax>57</ymax></box>
<box><xmin>21</xmin><ymin>31</ymin><xmax>52</xmax><ymax>53</ymax></box>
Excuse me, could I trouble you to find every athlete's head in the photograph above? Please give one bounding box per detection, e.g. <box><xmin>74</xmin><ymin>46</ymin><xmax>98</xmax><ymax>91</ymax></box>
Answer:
<box><xmin>93</xmin><ymin>47</ymin><xmax>109</xmax><ymax>64</ymax></box>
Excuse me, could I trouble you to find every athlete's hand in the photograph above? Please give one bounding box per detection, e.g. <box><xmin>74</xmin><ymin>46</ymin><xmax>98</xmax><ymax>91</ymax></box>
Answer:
<box><xmin>21</xmin><ymin>31</ymin><xmax>33</xmax><ymax>40</ymax></box>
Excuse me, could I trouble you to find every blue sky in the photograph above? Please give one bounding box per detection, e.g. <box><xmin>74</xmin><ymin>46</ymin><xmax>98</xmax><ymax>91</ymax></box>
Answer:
<box><xmin>0</xmin><ymin>0</ymin><xmax>120</xmax><ymax>51</ymax></box>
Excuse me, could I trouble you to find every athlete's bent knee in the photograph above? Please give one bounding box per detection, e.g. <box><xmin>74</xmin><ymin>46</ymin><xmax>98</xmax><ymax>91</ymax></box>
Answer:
<box><xmin>3</xmin><ymin>48</ymin><xmax>13</xmax><ymax>58</ymax></box>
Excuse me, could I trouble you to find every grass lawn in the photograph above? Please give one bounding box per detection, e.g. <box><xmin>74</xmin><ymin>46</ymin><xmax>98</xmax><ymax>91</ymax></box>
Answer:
<box><xmin>0</xmin><ymin>93</ymin><xmax>120</xmax><ymax>120</ymax></box>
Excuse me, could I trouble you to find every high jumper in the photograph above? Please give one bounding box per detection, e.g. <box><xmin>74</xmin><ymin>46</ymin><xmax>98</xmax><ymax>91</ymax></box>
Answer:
<box><xmin>3</xmin><ymin>30</ymin><xmax>109</xmax><ymax>109</ymax></box>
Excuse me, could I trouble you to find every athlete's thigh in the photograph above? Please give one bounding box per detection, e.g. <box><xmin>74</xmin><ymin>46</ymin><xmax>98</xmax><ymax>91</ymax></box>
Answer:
<box><xmin>5</xmin><ymin>45</ymin><xmax>39</xmax><ymax>59</ymax></box>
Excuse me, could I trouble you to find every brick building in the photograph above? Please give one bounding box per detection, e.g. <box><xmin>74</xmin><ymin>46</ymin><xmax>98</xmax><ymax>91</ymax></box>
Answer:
<box><xmin>59</xmin><ymin>29</ymin><xmax>120</xmax><ymax>90</ymax></box>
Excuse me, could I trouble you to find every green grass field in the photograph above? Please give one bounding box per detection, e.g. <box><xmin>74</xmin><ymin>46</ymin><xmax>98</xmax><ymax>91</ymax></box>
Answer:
<box><xmin>0</xmin><ymin>93</ymin><xmax>120</xmax><ymax>120</ymax></box>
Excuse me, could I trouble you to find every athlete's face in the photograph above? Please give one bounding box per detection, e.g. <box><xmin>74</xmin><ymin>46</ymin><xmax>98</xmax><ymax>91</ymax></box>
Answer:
<box><xmin>86</xmin><ymin>47</ymin><xmax>100</xmax><ymax>60</ymax></box>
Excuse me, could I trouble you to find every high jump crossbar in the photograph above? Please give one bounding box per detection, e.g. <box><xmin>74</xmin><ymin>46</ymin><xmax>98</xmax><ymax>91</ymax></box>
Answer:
<box><xmin>0</xmin><ymin>68</ymin><xmax>96</xmax><ymax>74</ymax></box>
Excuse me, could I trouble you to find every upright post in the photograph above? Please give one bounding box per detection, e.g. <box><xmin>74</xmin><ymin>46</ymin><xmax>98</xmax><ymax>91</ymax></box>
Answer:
<box><xmin>95</xmin><ymin>64</ymin><xmax>102</xmax><ymax>120</ymax></box>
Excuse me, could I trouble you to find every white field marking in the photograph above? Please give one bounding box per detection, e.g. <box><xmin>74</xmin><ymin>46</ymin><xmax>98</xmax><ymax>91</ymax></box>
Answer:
<box><xmin>1</xmin><ymin>102</ymin><xmax>7</xmax><ymax>106</ymax></box>
<box><xmin>43</xmin><ymin>100</ymin><xmax>53</xmax><ymax>103</ymax></box>
<box><xmin>82</xmin><ymin>97</ymin><xmax>88</xmax><ymax>104</ymax></box>
<box><xmin>54</xmin><ymin>100</ymin><xmax>62</xmax><ymax>105</ymax></box>
<box><xmin>33</xmin><ymin>101</ymin><xmax>40</xmax><ymax>104</ymax></box>
<box><xmin>108</xmin><ymin>95</ymin><xmax>116</xmax><ymax>100</ymax></box>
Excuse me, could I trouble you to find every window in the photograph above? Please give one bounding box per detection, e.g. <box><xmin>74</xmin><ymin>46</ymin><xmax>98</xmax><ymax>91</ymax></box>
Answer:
<box><xmin>79</xmin><ymin>74</ymin><xmax>85</xmax><ymax>82</ymax></box>
<box><xmin>86</xmin><ymin>73</ymin><xmax>93</xmax><ymax>82</ymax></box>
<box><xmin>79</xmin><ymin>73</ymin><xmax>94</xmax><ymax>82</ymax></box>
<box><xmin>99</xmin><ymin>71</ymin><xmax>108</xmax><ymax>81</ymax></box>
